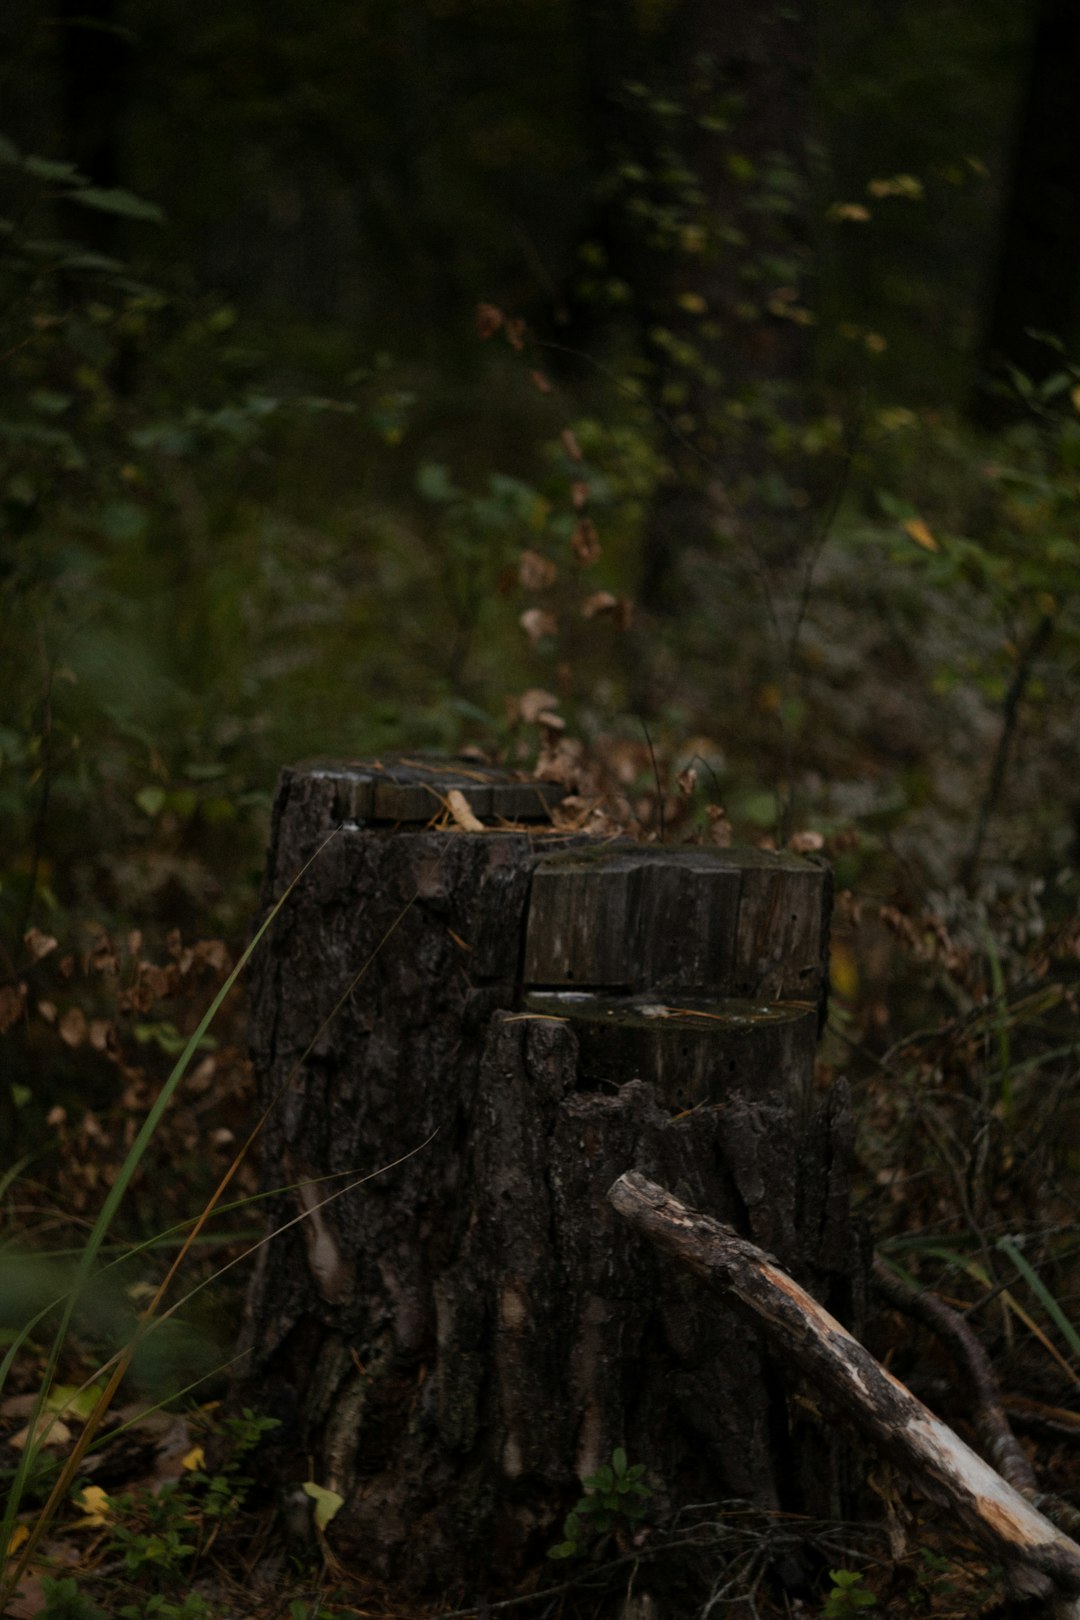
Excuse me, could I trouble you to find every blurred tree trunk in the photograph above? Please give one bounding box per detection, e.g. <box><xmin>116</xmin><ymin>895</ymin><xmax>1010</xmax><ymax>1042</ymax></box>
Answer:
<box><xmin>975</xmin><ymin>0</ymin><xmax>1080</xmax><ymax>419</ymax></box>
<box><xmin>577</xmin><ymin>0</ymin><xmax>817</xmax><ymax>614</ymax></box>
<box><xmin>55</xmin><ymin>0</ymin><xmax>133</xmax><ymax>254</ymax></box>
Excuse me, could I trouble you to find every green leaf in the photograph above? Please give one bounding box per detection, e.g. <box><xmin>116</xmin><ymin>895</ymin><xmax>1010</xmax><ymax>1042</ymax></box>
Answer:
<box><xmin>30</xmin><ymin>390</ymin><xmax>74</xmax><ymax>416</ymax></box>
<box><xmin>60</xmin><ymin>251</ymin><xmax>125</xmax><ymax>274</ymax></box>
<box><xmin>25</xmin><ymin>155</ymin><xmax>85</xmax><ymax>183</ymax></box>
<box><xmin>0</xmin><ymin>135</ymin><xmax>21</xmax><ymax>165</ymax></box>
<box><xmin>612</xmin><ymin>1447</ymin><xmax>628</xmax><ymax>1477</ymax></box>
<box><xmin>135</xmin><ymin>786</ymin><xmax>166</xmax><ymax>818</ymax></box>
<box><xmin>67</xmin><ymin>186</ymin><xmax>164</xmax><ymax>224</ymax></box>
<box><xmin>416</xmin><ymin>461</ymin><xmax>461</xmax><ymax>503</ymax></box>
<box><xmin>302</xmin><ymin>1479</ymin><xmax>344</xmax><ymax>1531</ymax></box>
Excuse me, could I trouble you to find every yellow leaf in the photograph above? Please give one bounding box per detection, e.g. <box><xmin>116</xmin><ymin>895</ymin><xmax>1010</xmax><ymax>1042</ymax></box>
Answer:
<box><xmin>867</xmin><ymin>174</ymin><xmax>923</xmax><ymax>200</ymax></box>
<box><xmin>182</xmin><ymin>1444</ymin><xmax>205</xmax><ymax>1472</ymax></box>
<box><xmin>1071</xmin><ymin>384</ymin><xmax>1080</xmax><ymax>414</ymax></box>
<box><xmin>302</xmin><ymin>1480</ymin><xmax>345</xmax><ymax>1531</ymax></box>
<box><xmin>903</xmin><ymin>517</ymin><xmax>939</xmax><ymax>552</ymax></box>
<box><xmin>676</xmin><ymin>292</ymin><xmax>708</xmax><ymax>315</ymax></box>
<box><xmin>72</xmin><ymin>1485</ymin><xmax>112</xmax><ymax>1527</ymax></box>
<box><xmin>46</xmin><ymin>1382</ymin><xmax>103</xmax><ymax>1419</ymax></box>
<box><xmin>7</xmin><ymin>1524</ymin><xmax>30</xmax><ymax>1556</ymax></box>
<box><xmin>830</xmin><ymin>943</ymin><xmax>859</xmax><ymax>1001</ymax></box>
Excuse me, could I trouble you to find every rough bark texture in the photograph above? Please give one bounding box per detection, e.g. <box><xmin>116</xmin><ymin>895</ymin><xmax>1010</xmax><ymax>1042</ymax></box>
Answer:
<box><xmin>610</xmin><ymin>1171</ymin><xmax>1080</xmax><ymax>1615</ymax></box>
<box><xmin>239</xmin><ymin>759</ymin><xmax>853</xmax><ymax>1600</ymax></box>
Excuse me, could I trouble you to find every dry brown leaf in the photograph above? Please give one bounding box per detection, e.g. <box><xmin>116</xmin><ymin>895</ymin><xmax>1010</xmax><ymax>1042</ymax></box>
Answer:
<box><xmin>789</xmin><ymin>829</ymin><xmax>825</xmax><ymax>853</ymax></box>
<box><xmin>505</xmin><ymin>317</ymin><xmax>526</xmax><ymax>351</ymax></box>
<box><xmin>582</xmin><ymin>590</ymin><xmax>617</xmax><ymax>619</ymax></box>
<box><xmin>10</xmin><ymin>1415</ymin><xmax>72</xmax><ymax>1451</ymax></box>
<box><xmin>520</xmin><ymin>607</ymin><xmax>558</xmax><ymax>645</ymax></box>
<box><xmin>24</xmin><ymin>927</ymin><xmax>58</xmax><ymax>961</ymax></box>
<box><xmin>58</xmin><ymin>1006</ymin><xmax>88</xmax><ymax>1048</ymax></box>
<box><xmin>516</xmin><ymin>688</ymin><xmax>560</xmax><ymax>724</ymax></box>
<box><xmin>676</xmin><ymin>767</ymin><xmax>698</xmax><ymax>797</ymax></box>
<box><xmin>706</xmin><ymin>804</ymin><xmax>734</xmax><ymax>847</ymax></box>
<box><xmin>571</xmin><ymin>517</ymin><xmax>601</xmax><ymax>565</ymax></box>
<box><xmin>571</xmin><ymin>479</ymin><xmax>590</xmax><ymax>510</ymax></box>
<box><xmin>535</xmin><ymin>735</ymin><xmax>586</xmax><ymax>790</ymax></box>
<box><xmin>90</xmin><ymin>933</ymin><xmax>119</xmax><ymax>975</ymax></box>
<box><xmin>194</xmin><ymin>939</ymin><xmax>230</xmax><ymax>973</ymax></box>
<box><xmin>185</xmin><ymin>1054</ymin><xmax>217</xmax><ymax>1095</ymax></box>
<box><xmin>518</xmin><ymin>549</ymin><xmax>557</xmax><ymax>591</ymax></box>
<box><xmin>561</xmin><ymin>428</ymin><xmax>583</xmax><ymax>463</ymax></box>
<box><xmin>446</xmin><ymin>789</ymin><xmax>486</xmax><ymax>833</ymax></box>
<box><xmin>475</xmin><ymin>302</ymin><xmax>503</xmax><ymax>339</ymax></box>
<box><xmin>530</xmin><ymin>370</ymin><xmax>553</xmax><ymax>394</ymax></box>
<box><xmin>0</xmin><ymin>981</ymin><xmax>27</xmax><ymax>1034</ymax></box>
<box><xmin>88</xmin><ymin>1018</ymin><xmax>112</xmax><ymax>1052</ymax></box>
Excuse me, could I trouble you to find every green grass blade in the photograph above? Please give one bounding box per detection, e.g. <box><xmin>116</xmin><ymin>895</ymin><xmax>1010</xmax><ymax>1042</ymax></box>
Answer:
<box><xmin>997</xmin><ymin>1235</ymin><xmax>1080</xmax><ymax>1361</ymax></box>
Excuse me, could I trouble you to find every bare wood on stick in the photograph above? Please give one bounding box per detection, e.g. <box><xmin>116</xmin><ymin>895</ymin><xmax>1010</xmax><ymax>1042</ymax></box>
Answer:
<box><xmin>608</xmin><ymin>1169</ymin><xmax>1080</xmax><ymax>1614</ymax></box>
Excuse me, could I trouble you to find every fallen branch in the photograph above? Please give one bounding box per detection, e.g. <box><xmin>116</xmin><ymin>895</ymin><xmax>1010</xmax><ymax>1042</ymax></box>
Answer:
<box><xmin>608</xmin><ymin>1169</ymin><xmax>1080</xmax><ymax>1614</ymax></box>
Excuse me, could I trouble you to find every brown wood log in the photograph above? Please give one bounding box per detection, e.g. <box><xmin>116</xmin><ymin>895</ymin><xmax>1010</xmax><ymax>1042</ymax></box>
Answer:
<box><xmin>239</xmin><ymin>759</ymin><xmax>845</xmax><ymax>1599</ymax></box>
<box><xmin>608</xmin><ymin>1170</ymin><xmax>1080</xmax><ymax>1613</ymax></box>
<box><xmin>524</xmin><ymin>844</ymin><xmax>831</xmax><ymax>1022</ymax></box>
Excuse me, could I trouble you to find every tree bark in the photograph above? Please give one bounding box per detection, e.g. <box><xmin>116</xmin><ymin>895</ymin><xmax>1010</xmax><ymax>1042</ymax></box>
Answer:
<box><xmin>238</xmin><ymin>759</ymin><xmax>848</xmax><ymax>1600</ymax></box>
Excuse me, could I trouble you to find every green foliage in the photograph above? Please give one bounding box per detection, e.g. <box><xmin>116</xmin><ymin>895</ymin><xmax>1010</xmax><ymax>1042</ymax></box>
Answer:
<box><xmin>822</xmin><ymin>1567</ymin><xmax>877</xmax><ymax>1616</ymax></box>
<box><xmin>119</xmin><ymin>1597</ymin><xmax>213</xmax><ymax>1620</ymax></box>
<box><xmin>547</xmin><ymin>1448</ymin><xmax>651</xmax><ymax>1560</ymax></box>
<box><xmin>40</xmin><ymin>1577</ymin><xmax>109</xmax><ymax>1620</ymax></box>
<box><xmin>109</xmin><ymin>1484</ymin><xmax>197</xmax><ymax>1577</ymax></box>
<box><xmin>36</xmin><ymin>1408</ymin><xmax>279</xmax><ymax>1620</ymax></box>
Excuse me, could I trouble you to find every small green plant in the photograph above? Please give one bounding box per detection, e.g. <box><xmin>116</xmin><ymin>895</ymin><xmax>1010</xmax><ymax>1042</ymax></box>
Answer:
<box><xmin>905</xmin><ymin>1549</ymin><xmax>955</xmax><ymax>1608</ymax></box>
<box><xmin>547</xmin><ymin>1447</ymin><xmax>651</xmax><ymax>1560</ymax></box>
<box><xmin>40</xmin><ymin>1577</ymin><xmax>108</xmax><ymax>1620</ymax></box>
<box><xmin>118</xmin><ymin>1595</ymin><xmax>213</xmax><ymax>1620</ymax></box>
<box><xmin>186</xmin><ymin>1406</ymin><xmax>281</xmax><ymax>1521</ymax></box>
<box><xmin>84</xmin><ymin>1405</ymin><xmax>281</xmax><ymax>1585</ymax></box>
<box><xmin>109</xmin><ymin>1482</ymin><xmax>197</xmax><ymax>1577</ymax></box>
<box><xmin>822</xmin><ymin>1568</ymin><xmax>877</xmax><ymax>1616</ymax></box>
<box><xmin>288</xmin><ymin>1597</ymin><xmax>340</xmax><ymax>1620</ymax></box>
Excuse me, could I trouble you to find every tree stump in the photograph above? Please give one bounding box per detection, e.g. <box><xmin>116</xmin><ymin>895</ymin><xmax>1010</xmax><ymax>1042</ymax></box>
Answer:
<box><xmin>239</xmin><ymin>758</ymin><xmax>859</xmax><ymax>1599</ymax></box>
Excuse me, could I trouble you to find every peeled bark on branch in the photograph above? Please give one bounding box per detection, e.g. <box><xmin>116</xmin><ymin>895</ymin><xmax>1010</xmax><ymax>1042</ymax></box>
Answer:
<box><xmin>608</xmin><ymin>1170</ymin><xmax>1080</xmax><ymax>1614</ymax></box>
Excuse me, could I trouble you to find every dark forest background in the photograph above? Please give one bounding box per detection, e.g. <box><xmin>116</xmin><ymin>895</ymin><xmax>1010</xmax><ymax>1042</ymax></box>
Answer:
<box><xmin>5</xmin><ymin>1</ymin><xmax>1080</xmax><ymax>1137</ymax></box>
<box><xmin>5</xmin><ymin>4</ymin><xmax>1080</xmax><ymax>1614</ymax></box>
<box><xmin>4</xmin><ymin>0</ymin><xmax>1080</xmax><ymax>943</ymax></box>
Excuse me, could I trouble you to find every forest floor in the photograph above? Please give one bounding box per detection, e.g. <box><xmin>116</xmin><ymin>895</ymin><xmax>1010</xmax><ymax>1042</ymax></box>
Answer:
<box><xmin>5</xmin><ymin>502</ymin><xmax>1080</xmax><ymax>1619</ymax></box>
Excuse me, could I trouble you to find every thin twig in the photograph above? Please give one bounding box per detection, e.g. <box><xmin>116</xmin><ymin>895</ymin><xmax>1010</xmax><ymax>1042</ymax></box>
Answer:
<box><xmin>873</xmin><ymin>1256</ymin><xmax>1037</xmax><ymax>1494</ymax></box>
